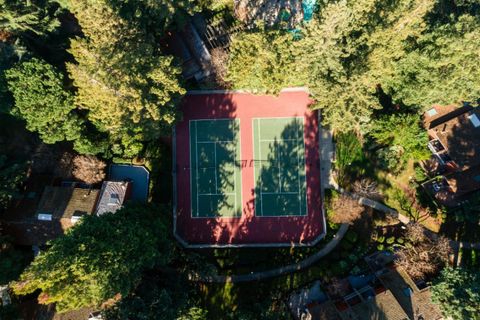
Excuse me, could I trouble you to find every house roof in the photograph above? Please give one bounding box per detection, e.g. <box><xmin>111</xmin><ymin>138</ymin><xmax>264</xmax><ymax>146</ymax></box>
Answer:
<box><xmin>95</xmin><ymin>181</ymin><xmax>130</xmax><ymax>216</ymax></box>
<box><xmin>445</xmin><ymin>165</ymin><xmax>480</xmax><ymax>195</ymax></box>
<box><xmin>424</xmin><ymin>104</ymin><xmax>470</xmax><ymax>129</ymax></box>
<box><xmin>308</xmin><ymin>301</ymin><xmax>341</xmax><ymax>320</ymax></box>
<box><xmin>427</xmin><ymin>106</ymin><xmax>480</xmax><ymax>170</ymax></box>
<box><xmin>36</xmin><ymin>186</ymin><xmax>99</xmax><ymax>220</ymax></box>
<box><xmin>379</xmin><ymin>267</ymin><xmax>443</xmax><ymax>320</ymax></box>
<box><xmin>339</xmin><ymin>290</ymin><xmax>409</xmax><ymax>320</ymax></box>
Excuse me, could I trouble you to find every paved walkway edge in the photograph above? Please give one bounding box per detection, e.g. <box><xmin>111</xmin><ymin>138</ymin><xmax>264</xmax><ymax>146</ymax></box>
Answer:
<box><xmin>190</xmin><ymin>223</ymin><xmax>349</xmax><ymax>283</ymax></box>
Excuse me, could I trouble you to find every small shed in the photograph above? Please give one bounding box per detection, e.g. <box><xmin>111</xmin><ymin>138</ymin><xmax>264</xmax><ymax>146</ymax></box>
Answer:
<box><xmin>95</xmin><ymin>181</ymin><xmax>131</xmax><ymax>216</ymax></box>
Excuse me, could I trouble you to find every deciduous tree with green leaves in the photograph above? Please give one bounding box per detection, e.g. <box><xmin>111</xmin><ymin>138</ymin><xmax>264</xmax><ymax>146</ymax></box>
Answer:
<box><xmin>369</xmin><ymin>113</ymin><xmax>429</xmax><ymax>171</ymax></box>
<box><xmin>431</xmin><ymin>267</ymin><xmax>480</xmax><ymax>320</ymax></box>
<box><xmin>12</xmin><ymin>204</ymin><xmax>171</xmax><ymax>312</ymax></box>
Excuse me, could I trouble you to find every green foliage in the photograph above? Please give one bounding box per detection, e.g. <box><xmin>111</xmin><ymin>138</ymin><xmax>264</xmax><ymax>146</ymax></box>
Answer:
<box><xmin>226</xmin><ymin>0</ymin><xmax>480</xmax><ymax>131</ymax></box>
<box><xmin>345</xmin><ymin>231</ymin><xmax>358</xmax><ymax>243</ymax></box>
<box><xmin>414</xmin><ymin>164</ymin><xmax>427</xmax><ymax>182</ymax></box>
<box><xmin>334</xmin><ymin>131</ymin><xmax>364</xmax><ymax>187</ymax></box>
<box><xmin>176</xmin><ymin>307</ymin><xmax>208</xmax><ymax>320</ymax></box>
<box><xmin>370</xmin><ymin>113</ymin><xmax>429</xmax><ymax>170</ymax></box>
<box><xmin>386</xmin><ymin>236</ymin><xmax>395</xmax><ymax>244</ymax></box>
<box><xmin>376</xmin><ymin>146</ymin><xmax>404</xmax><ymax>172</ymax></box>
<box><xmin>0</xmin><ymin>40</ymin><xmax>23</xmax><ymax>113</ymax></box>
<box><xmin>226</xmin><ymin>29</ymin><xmax>301</xmax><ymax>93</ymax></box>
<box><xmin>295</xmin><ymin>2</ymin><xmax>386</xmax><ymax>132</ymax></box>
<box><xmin>67</xmin><ymin>0</ymin><xmax>185</xmax><ymax>158</ymax></box>
<box><xmin>104</xmin><ymin>273</ymin><xmax>206</xmax><ymax>320</ymax></box>
<box><xmin>0</xmin><ymin>0</ymin><xmax>62</xmax><ymax>36</ymax></box>
<box><xmin>431</xmin><ymin>267</ymin><xmax>480</xmax><ymax>320</ymax></box>
<box><xmin>385</xmin><ymin>14</ymin><xmax>480</xmax><ymax>109</ymax></box>
<box><xmin>106</xmin><ymin>0</ymin><xmax>223</xmax><ymax>36</ymax></box>
<box><xmin>0</xmin><ymin>153</ymin><xmax>27</xmax><ymax>210</ymax></box>
<box><xmin>12</xmin><ymin>204</ymin><xmax>171</xmax><ymax>312</ymax></box>
<box><xmin>6</xmin><ymin>58</ymin><xmax>83</xmax><ymax>144</ymax></box>
<box><xmin>0</xmin><ymin>236</ymin><xmax>32</xmax><ymax>284</ymax></box>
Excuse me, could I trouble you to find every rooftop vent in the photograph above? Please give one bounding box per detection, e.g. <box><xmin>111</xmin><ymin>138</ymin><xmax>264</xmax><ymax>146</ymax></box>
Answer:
<box><xmin>468</xmin><ymin>113</ymin><xmax>480</xmax><ymax>127</ymax></box>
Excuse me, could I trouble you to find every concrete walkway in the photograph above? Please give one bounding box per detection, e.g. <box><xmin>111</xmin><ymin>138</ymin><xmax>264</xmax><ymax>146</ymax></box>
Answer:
<box><xmin>319</xmin><ymin>127</ymin><xmax>335</xmax><ymax>194</ymax></box>
<box><xmin>191</xmin><ymin>223</ymin><xmax>349</xmax><ymax>283</ymax></box>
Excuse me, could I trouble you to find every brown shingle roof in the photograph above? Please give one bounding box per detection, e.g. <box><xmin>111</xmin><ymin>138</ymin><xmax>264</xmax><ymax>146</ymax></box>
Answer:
<box><xmin>424</xmin><ymin>104</ymin><xmax>461</xmax><ymax>128</ymax></box>
<box><xmin>339</xmin><ymin>290</ymin><xmax>409</xmax><ymax>320</ymax></box>
<box><xmin>445</xmin><ymin>166</ymin><xmax>480</xmax><ymax>195</ymax></box>
<box><xmin>36</xmin><ymin>186</ymin><xmax>99</xmax><ymax>220</ymax></box>
<box><xmin>379</xmin><ymin>267</ymin><xmax>443</xmax><ymax>320</ymax></box>
<box><xmin>427</xmin><ymin>106</ymin><xmax>480</xmax><ymax>170</ymax></box>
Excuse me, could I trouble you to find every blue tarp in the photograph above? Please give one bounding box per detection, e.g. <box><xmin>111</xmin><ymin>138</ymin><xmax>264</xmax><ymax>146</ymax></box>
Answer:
<box><xmin>109</xmin><ymin>165</ymin><xmax>149</xmax><ymax>202</ymax></box>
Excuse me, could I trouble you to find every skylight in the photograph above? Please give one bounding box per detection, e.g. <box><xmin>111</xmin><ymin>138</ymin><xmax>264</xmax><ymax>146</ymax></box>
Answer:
<box><xmin>38</xmin><ymin>213</ymin><xmax>52</xmax><ymax>221</ymax></box>
<box><xmin>427</xmin><ymin>108</ymin><xmax>438</xmax><ymax>117</ymax></box>
<box><xmin>468</xmin><ymin>113</ymin><xmax>480</xmax><ymax>128</ymax></box>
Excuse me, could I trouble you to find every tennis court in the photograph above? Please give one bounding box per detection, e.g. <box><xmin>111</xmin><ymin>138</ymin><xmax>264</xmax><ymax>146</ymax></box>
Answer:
<box><xmin>253</xmin><ymin>117</ymin><xmax>307</xmax><ymax>216</ymax></box>
<box><xmin>174</xmin><ymin>90</ymin><xmax>324</xmax><ymax>246</ymax></box>
<box><xmin>189</xmin><ymin>119</ymin><xmax>242</xmax><ymax>217</ymax></box>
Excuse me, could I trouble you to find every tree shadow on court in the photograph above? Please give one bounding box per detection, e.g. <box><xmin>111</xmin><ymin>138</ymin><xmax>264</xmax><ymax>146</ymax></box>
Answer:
<box><xmin>194</xmin><ymin>118</ymin><xmax>241</xmax><ymax>217</ymax></box>
<box><xmin>252</xmin><ymin>114</ymin><xmax>322</xmax><ymax>243</ymax></box>
<box><xmin>174</xmin><ymin>93</ymin><xmax>247</xmax><ymax>244</ymax></box>
<box><xmin>255</xmin><ymin>118</ymin><xmax>307</xmax><ymax>217</ymax></box>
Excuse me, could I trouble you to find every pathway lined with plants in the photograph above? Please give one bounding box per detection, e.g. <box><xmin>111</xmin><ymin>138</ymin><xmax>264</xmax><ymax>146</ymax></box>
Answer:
<box><xmin>191</xmin><ymin>223</ymin><xmax>349</xmax><ymax>283</ymax></box>
<box><xmin>338</xmin><ymin>187</ymin><xmax>480</xmax><ymax>252</ymax></box>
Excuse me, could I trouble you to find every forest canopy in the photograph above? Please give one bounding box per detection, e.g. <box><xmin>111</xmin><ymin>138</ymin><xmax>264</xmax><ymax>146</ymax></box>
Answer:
<box><xmin>226</xmin><ymin>0</ymin><xmax>480</xmax><ymax>132</ymax></box>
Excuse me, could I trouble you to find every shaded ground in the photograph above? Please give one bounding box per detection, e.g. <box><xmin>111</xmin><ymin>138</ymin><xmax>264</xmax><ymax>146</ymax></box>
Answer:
<box><xmin>194</xmin><ymin>223</ymin><xmax>348</xmax><ymax>283</ymax></box>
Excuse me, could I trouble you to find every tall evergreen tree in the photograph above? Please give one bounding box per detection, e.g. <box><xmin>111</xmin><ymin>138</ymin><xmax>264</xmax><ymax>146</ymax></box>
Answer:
<box><xmin>67</xmin><ymin>0</ymin><xmax>185</xmax><ymax>157</ymax></box>
<box><xmin>385</xmin><ymin>13</ymin><xmax>480</xmax><ymax>109</ymax></box>
<box><xmin>227</xmin><ymin>29</ymin><xmax>301</xmax><ymax>93</ymax></box>
<box><xmin>0</xmin><ymin>0</ymin><xmax>62</xmax><ymax>37</ymax></box>
<box><xmin>6</xmin><ymin>57</ymin><xmax>83</xmax><ymax>144</ymax></box>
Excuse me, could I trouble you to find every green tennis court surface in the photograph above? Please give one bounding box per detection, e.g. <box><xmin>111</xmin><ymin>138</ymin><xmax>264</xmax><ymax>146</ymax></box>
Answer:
<box><xmin>253</xmin><ymin>117</ymin><xmax>307</xmax><ymax>216</ymax></box>
<box><xmin>189</xmin><ymin>119</ymin><xmax>242</xmax><ymax>217</ymax></box>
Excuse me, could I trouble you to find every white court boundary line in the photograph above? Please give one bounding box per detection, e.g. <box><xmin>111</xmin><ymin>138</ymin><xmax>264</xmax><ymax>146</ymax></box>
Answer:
<box><xmin>189</xmin><ymin>119</ymin><xmax>241</xmax><ymax>219</ymax></box>
<box><xmin>253</xmin><ymin>117</ymin><xmax>308</xmax><ymax>217</ymax></box>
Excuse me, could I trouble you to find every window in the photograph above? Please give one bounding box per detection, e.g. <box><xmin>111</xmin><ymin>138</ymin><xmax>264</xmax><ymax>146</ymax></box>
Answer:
<box><xmin>108</xmin><ymin>193</ymin><xmax>120</xmax><ymax>205</ymax></box>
